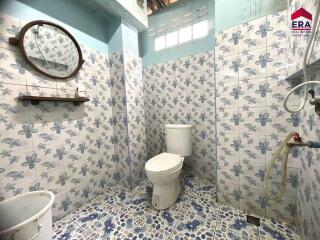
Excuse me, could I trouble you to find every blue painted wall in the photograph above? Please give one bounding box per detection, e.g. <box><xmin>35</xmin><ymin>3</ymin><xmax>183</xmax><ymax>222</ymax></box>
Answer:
<box><xmin>109</xmin><ymin>23</ymin><xmax>124</xmax><ymax>54</ymax></box>
<box><xmin>139</xmin><ymin>0</ymin><xmax>287</xmax><ymax>66</ymax></box>
<box><xmin>139</xmin><ymin>0</ymin><xmax>215</xmax><ymax>66</ymax></box>
<box><xmin>109</xmin><ymin>21</ymin><xmax>139</xmax><ymax>56</ymax></box>
<box><xmin>215</xmin><ymin>0</ymin><xmax>287</xmax><ymax>32</ymax></box>
<box><xmin>0</xmin><ymin>0</ymin><xmax>123</xmax><ymax>53</ymax></box>
<box><xmin>122</xmin><ymin>22</ymin><xmax>139</xmax><ymax>56</ymax></box>
<box><xmin>0</xmin><ymin>0</ymin><xmax>287</xmax><ymax>61</ymax></box>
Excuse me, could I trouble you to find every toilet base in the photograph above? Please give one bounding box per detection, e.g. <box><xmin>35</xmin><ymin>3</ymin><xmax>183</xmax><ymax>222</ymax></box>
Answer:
<box><xmin>151</xmin><ymin>178</ymin><xmax>181</xmax><ymax>209</ymax></box>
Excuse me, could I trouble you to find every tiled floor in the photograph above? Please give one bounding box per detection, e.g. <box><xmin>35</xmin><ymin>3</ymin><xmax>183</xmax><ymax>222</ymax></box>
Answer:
<box><xmin>53</xmin><ymin>177</ymin><xmax>300</xmax><ymax>240</ymax></box>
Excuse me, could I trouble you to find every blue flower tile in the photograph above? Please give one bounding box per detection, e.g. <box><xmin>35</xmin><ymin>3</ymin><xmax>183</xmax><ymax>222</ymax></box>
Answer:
<box><xmin>52</xmin><ymin>178</ymin><xmax>300</xmax><ymax>240</ymax></box>
<box><xmin>181</xmin><ymin>176</ymin><xmax>216</xmax><ymax>201</ymax></box>
<box><xmin>216</xmin><ymin>205</ymin><xmax>259</xmax><ymax>239</ymax></box>
<box><xmin>169</xmin><ymin>192</ymin><xmax>219</xmax><ymax>239</ymax></box>
<box><xmin>259</xmin><ymin>218</ymin><xmax>300</xmax><ymax>240</ymax></box>
<box><xmin>214</xmin><ymin>228</ymin><xmax>250</xmax><ymax>240</ymax></box>
<box><xmin>53</xmin><ymin>216</ymin><xmax>93</xmax><ymax>240</ymax></box>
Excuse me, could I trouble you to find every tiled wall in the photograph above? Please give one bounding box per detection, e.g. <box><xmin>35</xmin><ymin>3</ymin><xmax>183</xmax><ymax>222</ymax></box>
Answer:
<box><xmin>124</xmin><ymin>53</ymin><xmax>147</xmax><ymax>187</ymax></box>
<box><xmin>0</xmin><ymin>12</ymin><xmax>147</xmax><ymax>222</ymax></box>
<box><xmin>109</xmin><ymin>51</ymin><xmax>147</xmax><ymax>189</ymax></box>
<box><xmin>289</xmin><ymin>0</ymin><xmax>320</xmax><ymax>239</ymax></box>
<box><xmin>109</xmin><ymin>52</ymin><xmax>130</xmax><ymax>188</ymax></box>
<box><xmin>298</xmin><ymin>85</ymin><xmax>320</xmax><ymax>240</ymax></box>
<box><xmin>2</xmin><ymin>2</ymin><xmax>320</xmax><ymax>237</ymax></box>
<box><xmin>143</xmin><ymin>51</ymin><xmax>216</xmax><ymax>181</ymax></box>
<box><xmin>0</xmin><ymin>12</ymin><xmax>117</xmax><ymax>221</ymax></box>
<box><xmin>215</xmin><ymin>10</ymin><xmax>300</xmax><ymax>223</ymax></box>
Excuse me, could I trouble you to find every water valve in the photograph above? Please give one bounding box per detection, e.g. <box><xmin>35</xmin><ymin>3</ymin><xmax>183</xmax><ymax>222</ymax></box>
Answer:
<box><xmin>293</xmin><ymin>132</ymin><xmax>302</xmax><ymax>142</ymax></box>
<box><xmin>308</xmin><ymin>90</ymin><xmax>320</xmax><ymax>116</ymax></box>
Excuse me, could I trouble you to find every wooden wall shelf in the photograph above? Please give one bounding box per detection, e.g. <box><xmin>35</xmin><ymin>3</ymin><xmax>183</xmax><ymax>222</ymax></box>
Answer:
<box><xmin>17</xmin><ymin>95</ymin><xmax>90</xmax><ymax>105</ymax></box>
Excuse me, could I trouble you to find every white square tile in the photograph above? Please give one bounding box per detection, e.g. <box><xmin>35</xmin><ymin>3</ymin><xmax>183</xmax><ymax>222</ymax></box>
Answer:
<box><xmin>239</xmin><ymin>48</ymin><xmax>268</xmax><ymax>80</ymax></box>
<box><xmin>239</xmin><ymin>78</ymin><xmax>267</xmax><ymax>108</ymax></box>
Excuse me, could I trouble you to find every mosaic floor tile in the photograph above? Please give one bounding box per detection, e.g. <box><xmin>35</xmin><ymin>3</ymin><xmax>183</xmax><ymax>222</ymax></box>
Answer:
<box><xmin>125</xmin><ymin>191</ymin><xmax>187</xmax><ymax>231</ymax></box>
<box><xmin>102</xmin><ymin>185</ymin><xmax>136</xmax><ymax>206</ymax></box>
<box><xmin>259</xmin><ymin>218</ymin><xmax>300</xmax><ymax>240</ymax></box>
<box><xmin>86</xmin><ymin>204</ymin><xmax>177</xmax><ymax>239</ymax></box>
<box><xmin>82</xmin><ymin>212</ymin><xmax>121</xmax><ymax>239</ymax></box>
<box><xmin>66</xmin><ymin>195</ymin><xmax>125</xmax><ymax>239</ymax></box>
<box><xmin>130</xmin><ymin>180</ymin><xmax>153</xmax><ymax>200</ymax></box>
<box><xmin>214</xmin><ymin>228</ymin><xmax>250</xmax><ymax>240</ymax></box>
<box><xmin>52</xmin><ymin>177</ymin><xmax>300</xmax><ymax>240</ymax></box>
<box><xmin>216</xmin><ymin>205</ymin><xmax>260</xmax><ymax>239</ymax></box>
<box><xmin>169</xmin><ymin>192</ymin><xmax>219</xmax><ymax>240</ymax></box>
<box><xmin>53</xmin><ymin>216</ymin><xmax>93</xmax><ymax>240</ymax></box>
<box><xmin>181</xmin><ymin>176</ymin><xmax>216</xmax><ymax>201</ymax></box>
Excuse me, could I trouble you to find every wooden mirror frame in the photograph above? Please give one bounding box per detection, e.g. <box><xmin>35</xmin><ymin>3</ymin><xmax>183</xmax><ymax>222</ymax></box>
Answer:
<box><xmin>9</xmin><ymin>20</ymin><xmax>84</xmax><ymax>79</ymax></box>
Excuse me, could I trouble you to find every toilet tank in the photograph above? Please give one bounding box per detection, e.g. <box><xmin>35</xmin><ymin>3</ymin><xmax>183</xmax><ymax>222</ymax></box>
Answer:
<box><xmin>165</xmin><ymin>124</ymin><xmax>192</xmax><ymax>156</ymax></box>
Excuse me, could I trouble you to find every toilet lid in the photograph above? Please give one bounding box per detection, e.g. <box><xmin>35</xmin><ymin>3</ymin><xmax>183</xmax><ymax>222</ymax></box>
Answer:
<box><xmin>145</xmin><ymin>152</ymin><xmax>183</xmax><ymax>174</ymax></box>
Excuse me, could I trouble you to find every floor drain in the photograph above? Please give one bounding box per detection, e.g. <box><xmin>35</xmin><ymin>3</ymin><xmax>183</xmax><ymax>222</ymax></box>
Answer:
<box><xmin>246</xmin><ymin>215</ymin><xmax>260</xmax><ymax>226</ymax></box>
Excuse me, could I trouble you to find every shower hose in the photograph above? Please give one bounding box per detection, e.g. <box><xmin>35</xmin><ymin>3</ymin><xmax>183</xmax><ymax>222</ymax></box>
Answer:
<box><xmin>269</xmin><ymin>0</ymin><xmax>320</xmax><ymax>202</ymax></box>
<box><xmin>283</xmin><ymin>0</ymin><xmax>320</xmax><ymax>113</ymax></box>
<box><xmin>264</xmin><ymin>132</ymin><xmax>294</xmax><ymax>202</ymax></box>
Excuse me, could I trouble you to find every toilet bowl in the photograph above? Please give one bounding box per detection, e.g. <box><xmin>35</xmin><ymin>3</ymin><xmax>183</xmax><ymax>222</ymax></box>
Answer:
<box><xmin>145</xmin><ymin>124</ymin><xmax>192</xmax><ymax>209</ymax></box>
<box><xmin>145</xmin><ymin>152</ymin><xmax>184</xmax><ymax>209</ymax></box>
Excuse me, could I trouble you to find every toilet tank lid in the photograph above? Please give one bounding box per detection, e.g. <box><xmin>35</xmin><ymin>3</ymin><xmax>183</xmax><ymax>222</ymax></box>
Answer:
<box><xmin>165</xmin><ymin>124</ymin><xmax>192</xmax><ymax>129</ymax></box>
<box><xmin>145</xmin><ymin>152</ymin><xmax>183</xmax><ymax>173</ymax></box>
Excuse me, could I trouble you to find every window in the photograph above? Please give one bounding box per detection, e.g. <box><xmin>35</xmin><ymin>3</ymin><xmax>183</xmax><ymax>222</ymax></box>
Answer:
<box><xmin>155</xmin><ymin>36</ymin><xmax>166</xmax><ymax>51</ymax></box>
<box><xmin>166</xmin><ymin>31</ymin><xmax>178</xmax><ymax>47</ymax></box>
<box><xmin>154</xmin><ymin>20</ymin><xmax>209</xmax><ymax>51</ymax></box>
<box><xmin>193</xmin><ymin>20</ymin><xmax>208</xmax><ymax>39</ymax></box>
<box><xmin>179</xmin><ymin>26</ymin><xmax>192</xmax><ymax>43</ymax></box>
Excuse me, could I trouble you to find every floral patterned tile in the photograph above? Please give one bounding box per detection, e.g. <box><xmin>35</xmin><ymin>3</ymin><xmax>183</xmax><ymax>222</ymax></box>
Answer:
<box><xmin>130</xmin><ymin>180</ymin><xmax>153</xmax><ymax>200</ymax></box>
<box><xmin>170</xmin><ymin>215</ymin><xmax>217</xmax><ymax>240</ymax></box>
<box><xmin>102</xmin><ymin>185</ymin><xmax>136</xmax><ymax>207</ymax></box>
<box><xmin>52</xmin><ymin>179</ymin><xmax>301</xmax><ymax>240</ymax></box>
<box><xmin>214</xmin><ymin>228</ymin><xmax>250</xmax><ymax>240</ymax></box>
<box><xmin>53</xmin><ymin>216</ymin><xmax>93</xmax><ymax>240</ymax></box>
<box><xmin>80</xmin><ymin>213</ymin><xmax>121</xmax><ymax>239</ymax></box>
<box><xmin>169</xmin><ymin>193</ymin><xmax>219</xmax><ymax>240</ymax></box>
<box><xmin>216</xmin><ymin>205</ymin><xmax>260</xmax><ymax>239</ymax></box>
<box><xmin>84</xmin><ymin>187</ymin><xmax>184</xmax><ymax>239</ymax></box>
<box><xmin>181</xmin><ymin>176</ymin><xmax>216</xmax><ymax>201</ymax></box>
<box><xmin>67</xmin><ymin>196</ymin><xmax>123</xmax><ymax>233</ymax></box>
<box><xmin>86</xmin><ymin>202</ymin><xmax>177</xmax><ymax>239</ymax></box>
<box><xmin>127</xmin><ymin>192</ymin><xmax>186</xmax><ymax>228</ymax></box>
<box><xmin>259</xmin><ymin>218</ymin><xmax>300</xmax><ymax>240</ymax></box>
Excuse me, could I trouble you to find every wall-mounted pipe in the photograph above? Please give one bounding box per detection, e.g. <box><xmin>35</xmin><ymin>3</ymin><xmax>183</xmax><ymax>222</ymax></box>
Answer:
<box><xmin>287</xmin><ymin>141</ymin><xmax>320</xmax><ymax>148</ymax></box>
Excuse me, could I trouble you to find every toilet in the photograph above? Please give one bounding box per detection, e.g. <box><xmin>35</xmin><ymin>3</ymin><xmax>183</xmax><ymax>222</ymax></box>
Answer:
<box><xmin>145</xmin><ymin>124</ymin><xmax>192</xmax><ymax>209</ymax></box>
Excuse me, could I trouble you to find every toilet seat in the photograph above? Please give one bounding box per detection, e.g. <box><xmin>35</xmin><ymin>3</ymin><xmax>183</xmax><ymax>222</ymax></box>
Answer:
<box><xmin>145</xmin><ymin>152</ymin><xmax>183</xmax><ymax>174</ymax></box>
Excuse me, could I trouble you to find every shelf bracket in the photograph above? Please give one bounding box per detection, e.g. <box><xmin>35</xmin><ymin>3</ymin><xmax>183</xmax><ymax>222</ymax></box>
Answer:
<box><xmin>8</xmin><ymin>37</ymin><xmax>19</xmax><ymax>46</ymax></box>
<box><xmin>30</xmin><ymin>100</ymin><xmax>40</xmax><ymax>105</ymax></box>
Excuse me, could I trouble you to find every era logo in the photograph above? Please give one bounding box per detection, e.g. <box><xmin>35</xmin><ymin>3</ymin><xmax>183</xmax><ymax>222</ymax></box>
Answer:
<box><xmin>291</xmin><ymin>8</ymin><xmax>312</xmax><ymax>36</ymax></box>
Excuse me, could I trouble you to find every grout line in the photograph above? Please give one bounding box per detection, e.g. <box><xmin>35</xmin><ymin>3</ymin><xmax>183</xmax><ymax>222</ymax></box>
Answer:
<box><xmin>212</xmin><ymin>200</ymin><xmax>221</xmax><ymax>238</ymax></box>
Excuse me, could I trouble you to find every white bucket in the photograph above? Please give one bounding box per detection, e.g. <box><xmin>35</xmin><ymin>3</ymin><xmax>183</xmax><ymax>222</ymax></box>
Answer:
<box><xmin>0</xmin><ymin>191</ymin><xmax>54</xmax><ymax>240</ymax></box>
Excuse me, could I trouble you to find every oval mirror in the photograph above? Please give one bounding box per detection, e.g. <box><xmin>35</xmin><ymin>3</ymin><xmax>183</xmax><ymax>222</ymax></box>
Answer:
<box><xmin>10</xmin><ymin>20</ymin><xmax>84</xmax><ymax>79</ymax></box>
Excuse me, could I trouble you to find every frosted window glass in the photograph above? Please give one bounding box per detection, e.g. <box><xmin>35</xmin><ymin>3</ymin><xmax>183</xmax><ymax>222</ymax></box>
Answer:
<box><xmin>155</xmin><ymin>36</ymin><xmax>166</xmax><ymax>51</ymax></box>
<box><xmin>179</xmin><ymin>26</ymin><xmax>192</xmax><ymax>43</ymax></box>
<box><xmin>166</xmin><ymin>31</ymin><xmax>178</xmax><ymax>47</ymax></box>
<box><xmin>193</xmin><ymin>20</ymin><xmax>208</xmax><ymax>39</ymax></box>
